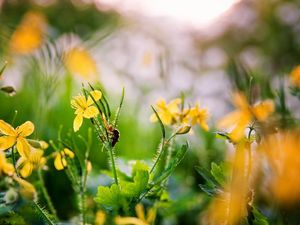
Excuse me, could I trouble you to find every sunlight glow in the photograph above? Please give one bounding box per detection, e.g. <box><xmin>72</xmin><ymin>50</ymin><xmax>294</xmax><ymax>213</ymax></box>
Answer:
<box><xmin>97</xmin><ymin>0</ymin><xmax>239</xmax><ymax>26</ymax></box>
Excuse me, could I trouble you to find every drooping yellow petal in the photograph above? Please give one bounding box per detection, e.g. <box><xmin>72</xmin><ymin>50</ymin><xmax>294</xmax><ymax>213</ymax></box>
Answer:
<box><xmin>0</xmin><ymin>120</ymin><xmax>16</xmax><ymax>136</ymax></box>
<box><xmin>0</xmin><ymin>136</ymin><xmax>16</xmax><ymax>151</ymax></box>
<box><xmin>17</xmin><ymin>121</ymin><xmax>34</xmax><ymax>137</ymax></box>
<box><xmin>73</xmin><ymin>114</ymin><xmax>83</xmax><ymax>132</ymax></box>
<box><xmin>252</xmin><ymin>100</ymin><xmax>274</xmax><ymax>121</ymax></box>
<box><xmin>19</xmin><ymin>162</ymin><xmax>33</xmax><ymax>178</ymax></box>
<box><xmin>54</xmin><ymin>153</ymin><xmax>67</xmax><ymax>170</ymax></box>
<box><xmin>13</xmin><ymin>176</ymin><xmax>37</xmax><ymax>200</ymax></box>
<box><xmin>233</xmin><ymin>92</ymin><xmax>249</xmax><ymax>110</ymax></box>
<box><xmin>63</xmin><ymin>148</ymin><xmax>74</xmax><ymax>158</ymax></box>
<box><xmin>0</xmin><ymin>152</ymin><xmax>15</xmax><ymax>176</ymax></box>
<box><xmin>83</xmin><ymin>106</ymin><xmax>99</xmax><ymax>118</ymax></box>
<box><xmin>135</xmin><ymin>204</ymin><xmax>146</xmax><ymax>221</ymax></box>
<box><xmin>290</xmin><ymin>65</ymin><xmax>300</xmax><ymax>87</ymax></box>
<box><xmin>16</xmin><ymin>137</ymin><xmax>30</xmax><ymax>157</ymax></box>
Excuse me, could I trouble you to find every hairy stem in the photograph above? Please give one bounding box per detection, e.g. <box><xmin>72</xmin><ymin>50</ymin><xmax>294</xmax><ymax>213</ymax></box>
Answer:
<box><xmin>38</xmin><ymin>169</ymin><xmax>58</xmax><ymax>221</ymax></box>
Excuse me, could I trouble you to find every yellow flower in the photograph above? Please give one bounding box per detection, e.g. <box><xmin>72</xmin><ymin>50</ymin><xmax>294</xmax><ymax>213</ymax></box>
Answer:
<box><xmin>150</xmin><ymin>98</ymin><xmax>181</xmax><ymax>125</ymax></box>
<box><xmin>218</xmin><ymin>92</ymin><xmax>274</xmax><ymax>142</ymax></box>
<box><xmin>186</xmin><ymin>103</ymin><xmax>209</xmax><ymax>131</ymax></box>
<box><xmin>0</xmin><ymin>152</ymin><xmax>14</xmax><ymax>176</ymax></box>
<box><xmin>0</xmin><ymin>120</ymin><xmax>35</xmax><ymax>157</ymax></box>
<box><xmin>95</xmin><ymin>210</ymin><xmax>106</xmax><ymax>225</ymax></box>
<box><xmin>9</xmin><ymin>11</ymin><xmax>46</xmax><ymax>55</ymax></box>
<box><xmin>17</xmin><ymin>148</ymin><xmax>46</xmax><ymax>178</ymax></box>
<box><xmin>115</xmin><ymin>204</ymin><xmax>156</xmax><ymax>225</ymax></box>
<box><xmin>54</xmin><ymin>148</ymin><xmax>75</xmax><ymax>170</ymax></box>
<box><xmin>290</xmin><ymin>65</ymin><xmax>300</xmax><ymax>87</ymax></box>
<box><xmin>13</xmin><ymin>175</ymin><xmax>37</xmax><ymax>200</ymax></box>
<box><xmin>64</xmin><ymin>47</ymin><xmax>98</xmax><ymax>80</ymax></box>
<box><xmin>71</xmin><ymin>90</ymin><xmax>102</xmax><ymax>132</ymax></box>
<box><xmin>260</xmin><ymin>131</ymin><xmax>300</xmax><ymax>205</ymax></box>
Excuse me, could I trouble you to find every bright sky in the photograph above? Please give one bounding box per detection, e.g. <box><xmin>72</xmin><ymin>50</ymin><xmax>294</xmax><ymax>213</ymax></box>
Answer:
<box><xmin>98</xmin><ymin>0</ymin><xmax>240</xmax><ymax>26</ymax></box>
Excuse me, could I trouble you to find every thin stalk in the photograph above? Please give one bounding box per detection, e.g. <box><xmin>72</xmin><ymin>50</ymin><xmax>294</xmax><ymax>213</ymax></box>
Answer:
<box><xmin>11</xmin><ymin>147</ymin><xmax>19</xmax><ymax>177</ymax></box>
<box><xmin>38</xmin><ymin>169</ymin><xmax>58</xmax><ymax>221</ymax></box>
<box><xmin>106</xmin><ymin>144</ymin><xmax>119</xmax><ymax>186</ymax></box>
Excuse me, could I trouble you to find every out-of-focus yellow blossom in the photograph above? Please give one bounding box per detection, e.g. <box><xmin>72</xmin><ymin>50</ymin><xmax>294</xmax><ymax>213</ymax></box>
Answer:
<box><xmin>186</xmin><ymin>103</ymin><xmax>209</xmax><ymax>131</ymax></box>
<box><xmin>115</xmin><ymin>203</ymin><xmax>156</xmax><ymax>225</ymax></box>
<box><xmin>142</xmin><ymin>51</ymin><xmax>153</xmax><ymax>67</ymax></box>
<box><xmin>95</xmin><ymin>210</ymin><xmax>106</xmax><ymax>225</ymax></box>
<box><xmin>0</xmin><ymin>120</ymin><xmax>35</xmax><ymax>157</ymax></box>
<box><xmin>17</xmin><ymin>148</ymin><xmax>46</xmax><ymax>178</ymax></box>
<box><xmin>218</xmin><ymin>92</ymin><xmax>274</xmax><ymax>142</ymax></box>
<box><xmin>9</xmin><ymin>11</ymin><xmax>46</xmax><ymax>55</ymax></box>
<box><xmin>0</xmin><ymin>152</ymin><xmax>14</xmax><ymax>176</ymax></box>
<box><xmin>13</xmin><ymin>175</ymin><xmax>37</xmax><ymax>200</ymax></box>
<box><xmin>54</xmin><ymin>148</ymin><xmax>75</xmax><ymax>170</ymax></box>
<box><xmin>290</xmin><ymin>65</ymin><xmax>300</xmax><ymax>87</ymax></box>
<box><xmin>203</xmin><ymin>141</ymin><xmax>250</xmax><ymax>225</ymax></box>
<box><xmin>259</xmin><ymin>131</ymin><xmax>300</xmax><ymax>205</ymax></box>
<box><xmin>71</xmin><ymin>90</ymin><xmax>102</xmax><ymax>132</ymax></box>
<box><xmin>64</xmin><ymin>47</ymin><xmax>98</xmax><ymax>80</ymax></box>
<box><xmin>150</xmin><ymin>98</ymin><xmax>181</xmax><ymax>125</ymax></box>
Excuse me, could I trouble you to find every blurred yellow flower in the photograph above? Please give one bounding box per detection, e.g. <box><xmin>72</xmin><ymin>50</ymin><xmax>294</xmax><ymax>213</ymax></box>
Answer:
<box><xmin>13</xmin><ymin>175</ymin><xmax>37</xmax><ymax>200</ymax></box>
<box><xmin>0</xmin><ymin>152</ymin><xmax>15</xmax><ymax>176</ymax></box>
<box><xmin>186</xmin><ymin>103</ymin><xmax>209</xmax><ymax>131</ymax></box>
<box><xmin>218</xmin><ymin>92</ymin><xmax>274</xmax><ymax>142</ymax></box>
<box><xmin>150</xmin><ymin>98</ymin><xmax>181</xmax><ymax>125</ymax></box>
<box><xmin>17</xmin><ymin>148</ymin><xmax>46</xmax><ymax>178</ymax></box>
<box><xmin>95</xmin><ymin>210</ymin><xmax>106</xmax><ymax>225</ymax></box>
<box><xmin>290</xmin><ymin>65</ymin><xmax>300</xmax><ymax>87</ymax></box>
<box><xmin>203</xmin><ymin>141</ymin><xmax>250</xmax><ymax>225</ymax></box>
<box><xmin>71</xmin><ymin>90</ymin><xmax>102</xmax><ymax>132</ymax></box>
<box><xmin>260</xmin><ymin>131</ymin><xmax>300</xmax><ymax>205</ymax></box>
<box><xmin>64</xmin><ymin>47</ymin><xmax>98</xmax><ymax>80</ymax></box>
<box><xmin>142</xmin><ymin>51</ymin><xmax>153</xmax><ymax>67</ymax></box>
<box><xmin>0</xmin><ymin>120</ymin><xmax>35</xmax><ymax>157</ymax></box>
<box><xmin>9</xmin><ymin>11</ymin><xmax>46</xmax><ymax>55</ymax></box>
<box><xmin>115</xmin><ymin>204</ymin><xmax>156</xmax><ymax>225</ymax></box>
<box><xmin>54</xmin><ymin>148</ymin><xmax>75</xmax><ymax>170</ymax></box>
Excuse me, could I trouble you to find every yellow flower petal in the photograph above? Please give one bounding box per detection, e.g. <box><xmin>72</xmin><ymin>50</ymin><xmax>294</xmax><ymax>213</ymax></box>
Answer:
<box><xmin>217</xmin><ymin>111</ymin><xmax>241</xmax><ymax>128</ymax></box>
<box><xmin>0</xmin><ymin>120</ymin><xmax>16</xmax><ymax>136</ymax></box>
<box><xmin>13</xmin><ymin>176</ymin><xmax>37</xmax><ymax>200</ymax></box>
<box><xmin>54</xmin><ymin>153</ymin><xmax>66</xmax><ymax>170</ymax></box>
<box><xmin>17</xmin><ymin>121</ymin><xmax>34</xmax><ymax>137</ymax></box>
<box><xmin>95</xmin><ymin>210</ymin><xmax>106</xmax><ymax>225</ymax></box>
<box><xmin>115</xmin><ymin>216</ymin><xmax>148</xmax><ymax>225</ymax></box>
<box><xmin>135</xmin><ymin>204</ymin><xmax>146</xmax><ymax>221</ymax></box>
<box><xmin>20</xmin><ymin>162</ymin><xmax>33</xmax><ymax>178</ymax></box>
<box><xmin>16</xmin><ymin>137</ymin><xmax>30</xmax><ymax>157</ymax></box>
<box><xmin>0</xmin><ymin>136</ymin><xmax>16</xmax><ymax>151</ymax></box>
<box><xmin>252</xmin><ymin>100</ymin><xmax>274</xmax><ymax>121</ymax></box>
<box><xmin>63</xmin><ymin>148</ymin><xmax>74</xmax><ymax>158</ymax></box>
<box><xmin>83</xmin><ymin>106</ymin><xmax>99</xmax><ymax>118</ymax></box>
<box><xmin>73</xmin><ymin>114</ymin><xmax>83</xmax><ymax>132</ymax></box>
<box><xmin>87</xmin><ymin>90</ymin><xmax>102</xmax><ymax>105</ymax></box>
<box><xmin>0</xmin><ymin>152</ymin><xmax>15</xmax><ymax>176</ymax></box>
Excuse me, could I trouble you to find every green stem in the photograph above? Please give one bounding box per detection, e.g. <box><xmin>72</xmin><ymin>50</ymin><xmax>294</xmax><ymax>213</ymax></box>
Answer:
<box><xmin>11</xmin><ymin>147</ymin><xmax>19</xmax><ymax>177</ymax></box>
<box><xmin>107</xmin><ymin>144</ymin><xmax>118</xmax><ymax>186</ymax></box>
<box><xmin>38</xmin><ymin>169</ymin><xmax>58</xmax><ymax>221</ymax></box>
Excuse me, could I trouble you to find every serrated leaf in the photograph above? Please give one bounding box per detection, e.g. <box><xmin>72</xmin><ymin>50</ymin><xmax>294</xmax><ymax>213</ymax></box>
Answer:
<box><xmin>195</xmin><ymin>165</ymin><xmax>219</xmax><ymax>187</ymax></box>
<box><xmin>210</xmin><ymin>162</ymin><xmax>227</xmax><ymax>186</ymax></box>
<box><xmin>121</xmin><ymin>170</ymin><xmax>149</xmax><ymax>198</ymax></box>
<box><xmin>94</xmin><ymin>184</ymin><xmax>122</xmax><ymax>211</ymax></box>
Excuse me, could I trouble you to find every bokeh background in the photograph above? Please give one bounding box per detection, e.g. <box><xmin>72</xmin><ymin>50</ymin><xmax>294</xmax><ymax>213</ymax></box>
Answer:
<box><xmin>1</xmin><ymin>0</ymin><xmax>300</xmax><ymax>224</ymax></box>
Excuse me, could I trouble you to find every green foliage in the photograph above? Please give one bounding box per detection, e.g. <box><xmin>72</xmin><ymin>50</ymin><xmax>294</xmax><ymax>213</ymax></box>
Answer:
<box><xmin>94</xmin><ymin>184</ymin><xmax>122</xmax><ymax>211</ymax></box>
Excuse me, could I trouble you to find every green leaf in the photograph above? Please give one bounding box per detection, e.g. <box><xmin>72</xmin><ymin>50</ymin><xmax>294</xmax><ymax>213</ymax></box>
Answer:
<box><xmin>251</xmin><ymin>207</ymin><xmax>269</xmax><ymax>225</ymax></box>
<box><xmin>152</xmin><ymin>143</ymin><xmax>188</xmax><ymax>185</ymax></box>
<box><xmin>210</xmin><ymin>162</ymin><xmax>227</xmax><ymax>186</ymax></box>
<box><xmin>121</xmin><ymin>170</ymin><xmax>149</xmax><ymax>198</ymax></box>
<box><xmin>94</xmin><ymin>184</ymin><xmax>122</xmax><ymax>211</ymax></box>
